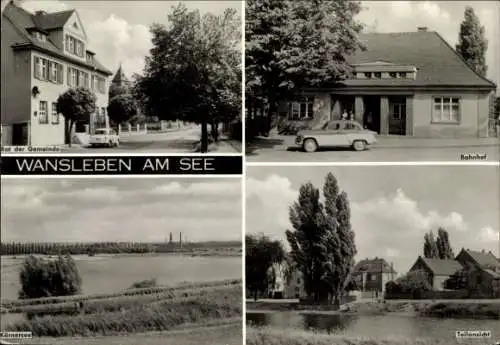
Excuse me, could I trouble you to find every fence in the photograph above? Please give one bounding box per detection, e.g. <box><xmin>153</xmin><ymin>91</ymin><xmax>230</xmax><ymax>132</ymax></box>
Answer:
<box><xmin>118</xmin><ymin>123</ymin><xmax>148</xmax><ymax>135</ymax></box>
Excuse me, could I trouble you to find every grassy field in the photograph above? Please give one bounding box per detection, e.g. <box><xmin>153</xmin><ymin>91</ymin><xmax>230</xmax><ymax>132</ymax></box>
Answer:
<box><xmin>27</xmin><ymin>322</ymin><xmax>242</xmax><ymax>345</ymax></box>
<box><xmin>1</xmin><ymin>254</ymin><xmax>241</xmax><ymax>301</ymax></box>
<box><xmin>246</xmin><ymin>327</ymin><xmax>493</xmax><ymax>345</ymax></box>
<box><xmin>2</xmin><ymin>280</ymin><xmax>242</xmax><ymax>337</ymax></box>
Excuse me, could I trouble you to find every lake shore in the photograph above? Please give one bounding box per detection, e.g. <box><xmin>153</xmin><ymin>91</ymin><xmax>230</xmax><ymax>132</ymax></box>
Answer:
<box><xmin>246</xmin><ymin>299</ymin><xmax>500</xmax><ymax>319</ymax></box>
<box><xmin>246</xmin><ymin>327</ymin><xmax>493</xmax><ymax>345</ymax></box>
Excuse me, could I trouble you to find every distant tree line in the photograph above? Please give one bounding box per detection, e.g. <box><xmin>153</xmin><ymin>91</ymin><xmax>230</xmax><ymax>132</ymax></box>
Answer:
<box><xmin>0</xmin><ymin>241</ymin><xmax>242</xmax><ymax>256</ymax></box>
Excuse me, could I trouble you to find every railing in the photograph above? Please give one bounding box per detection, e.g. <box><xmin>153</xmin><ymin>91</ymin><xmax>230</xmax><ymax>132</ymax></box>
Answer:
<box><xmin>118</xmin><ymin>123</ymin><xmax>148</xmax><ymax>135</ymax></box>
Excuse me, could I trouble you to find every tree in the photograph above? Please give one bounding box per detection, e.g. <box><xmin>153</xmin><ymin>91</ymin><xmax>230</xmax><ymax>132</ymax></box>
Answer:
<box><xmin>436</xmin><ymin>228</ymin><xmax>454</xmax><ymax>259</ymax></box>
<box><xmin>245</xmin><ymin>234</ymin><xmax>286</xmax><ymax>301</ymax></box>
<box><xmin>494</xmin><ymin>96</ymin><xmax>500</xmax><ymax>119</ymax></box>
<box><xmin>444</xmin><ymin>267</ymin><xmax>471</xmax><ymax>290</ymax></box>
<box><xmin>423</xmin><ymin>231</ymin><xmax>439</xmax><ymax>259</ymax></box>
<box><xmin>19</xmin><ymin>255</ymin><xmax>82</xmax><ymax>299</ymax></box>
<box><xmin>246</xmin><ymin>0</ymin><xmax>364</xmax><ymax>130</ymax></box>
<box><xmin>135</xmin><ymin>4</ymin><xmax>241</xmax><ymax>152</ymax></box>
<box><xmin>56</xmin><ymin>87</ymin><xmax>97</xmax><ymax>147</ymax></box>
<box><xmin>456</xmin><ymin>6</ymin><xmax>488</xmax><ymax>77</ymax></box>
<box><xmin>107</xmin><ymin>94</ymin><xmax>138</xmax><ymax>130</ymax></box>
<box><xmin>286</xmin><ymin>172</ymin><xmax>356</xmax><ymax>306</ymax></box>
<box><xmin>393</xmin><ymin>269</ymin><xmax>432</xmax><ymax>297</ymax></box>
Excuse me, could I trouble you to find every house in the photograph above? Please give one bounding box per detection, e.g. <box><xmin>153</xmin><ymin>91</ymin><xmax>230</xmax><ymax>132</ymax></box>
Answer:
<box><xmin>455</xmin><ymin>248</ymin><xmax>500</xmax><ymax>297</ymax></box>
<box><xmin>1</xmin><ymin>0</ymin><xmax>113</xmax><ymax>146</ymax></box>
<box><xmin>264</xmin><ymin>28</ymin><xmax>496</xmax><ymax>138</ymax></box>
<box><xmin>408</xmin><ymin>256</ymin><xmax>464</xmax><ymax>291</ymax></box>
<box><xmin>351</xmin><ymin>257</ymin><xmax>397</xmax><ymax>298</ymax></box>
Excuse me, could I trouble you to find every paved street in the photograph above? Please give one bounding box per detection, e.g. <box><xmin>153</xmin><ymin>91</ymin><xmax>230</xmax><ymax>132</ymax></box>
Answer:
<box><xmin>246</xmin><ymin>136</ymin><xmax>500</xmax><ymax>162</ymax></box>
<box><xmin>63</xmin><ymin>126</ymin><xmax>241</xmax><ymax>153</ymax></box>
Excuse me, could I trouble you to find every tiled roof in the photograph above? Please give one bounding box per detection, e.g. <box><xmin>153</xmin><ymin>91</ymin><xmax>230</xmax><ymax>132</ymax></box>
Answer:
<box><xmin>354</xmin><ymin>258</ymin><xmax>396</xmax><ymax>274</ymax></box>
<box><xmin>464</xmin><ymin>250</ymin><xmax>500</xmax><ymax>269</ymax></box>
<box><xmin>338</xmin><ymin>31</ymin><xmax>496</xmax><ymax>89</ymax></box>
<box><xmin>32</xmin><ymin>10</ymin><xmax>74</xmax><ymax>30</ymax></box>
<box><xmin>483</xmin><ymin>269</ymin><xmax>500</xmax><ymax>279</ymax></box>
<box><xmin>3</xmin><ymin>3</ymin><xmax>112</xmax><ymax>76</ymax></box>
<box><xmin>420</xmin><ymin>258</ymin><xmax>463</xmax><ymax>276</ymax></box>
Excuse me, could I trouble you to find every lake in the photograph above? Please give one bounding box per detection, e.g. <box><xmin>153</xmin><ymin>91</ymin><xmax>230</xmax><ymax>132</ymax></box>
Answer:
<box><xmin>1</xmin><ymin>254</ymin><xmax>241</xmax><ymax>301</ymax></box>
<box><xmin>246</xmin><ymin>312</ymin><xmax>500</xmax><ymax>340</ymax></box>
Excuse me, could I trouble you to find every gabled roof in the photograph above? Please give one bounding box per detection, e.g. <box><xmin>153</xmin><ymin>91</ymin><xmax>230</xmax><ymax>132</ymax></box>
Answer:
<box><xmin>31</xmin><ymin>10</ymin><xmax>74</xmax><ymax>30</ymax></box>
<box><xmin>2</xmin><ymin>2</ymin><xmax>112</xmax><ymax>76</ymax></box>
<box><xmin>354</xmin><ymin>257</ymin><xmax>396</xmax><ymax>274</ymax></box>
<box><xmin>339</xmin><ymin>31</ymin><xmax>496</xmax><ymax>89</ymax></box>
<box><xmin>417</xmin><ymin>257</ymin><xmax>463</xmax><ymax>276</ymax></box>
<box><xmin>459</xmin><ymin>249</ymin><xmax>500</xmax><ymax>270</ymax></box>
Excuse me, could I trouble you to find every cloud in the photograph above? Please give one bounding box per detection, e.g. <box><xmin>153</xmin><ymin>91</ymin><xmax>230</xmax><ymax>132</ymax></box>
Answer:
<box><xmin>21</xmin><ymin>0</ymin><xmax>68</xmax><ymax>12</ymax></box>
<box><xmin>1</xmin><ymin>179</ymin><xmax>241</xmax><ymax>243</ymax></box>
<box><xmin>416</xmin><ymin>1</ymin><xmax>450</xmax><ymax>21</ymax></box>
<box><xmin>391</xmin><ymin>1</ymin><xmax>413</xmax><ymax>18</ymax></box>
<box><xmin>246</xmin><ymin>175</ymin><xmax>498</xmax><ymax>274</ymax></box>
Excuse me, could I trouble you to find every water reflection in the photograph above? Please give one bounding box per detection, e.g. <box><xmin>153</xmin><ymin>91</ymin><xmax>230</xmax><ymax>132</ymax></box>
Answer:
<box><xmin>247</xmin><ymin>312</ymin><xmax>500</xmax><ymax>339</ymax></box>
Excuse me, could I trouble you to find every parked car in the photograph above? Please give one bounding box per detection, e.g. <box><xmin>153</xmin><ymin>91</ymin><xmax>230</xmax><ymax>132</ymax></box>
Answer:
<box><xmin>89</xmin><ymin>128</ymin><xmax>120</xmax><ymax>148</ymax></box>
<box><xmin>294</xmin><ymin>120</ymin><xmax>377</xmax><ymax>152</ymax></box>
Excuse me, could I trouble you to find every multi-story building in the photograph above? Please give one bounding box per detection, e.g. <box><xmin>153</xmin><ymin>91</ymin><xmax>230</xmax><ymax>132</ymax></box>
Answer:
<box><xmin>1</xmin><ymin>0</ymin><xmax>113</xmax><ymax>146</ymax></box>
<box><xmin>351</xmin><ymin>257</ymin><xmax>397</xmax><ymax>298</ymax></box>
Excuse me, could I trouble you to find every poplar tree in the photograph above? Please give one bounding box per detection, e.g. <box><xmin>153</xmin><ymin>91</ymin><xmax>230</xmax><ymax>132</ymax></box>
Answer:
<box><xmin>456</xmin><ymin>6</ymin><xmax>488</xmax><ymax>77</ymax></box>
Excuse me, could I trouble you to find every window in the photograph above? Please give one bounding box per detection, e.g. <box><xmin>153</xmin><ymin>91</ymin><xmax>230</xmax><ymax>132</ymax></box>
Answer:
<box><xmin>71</xmin><ymin>68</ymin><xmax>78</xmax><ymax>87</ymax></box>
<box><xmin>34</xmin><ymin>57</ymin><xmax>42</xmax><ymax>79</ymax></box>
<box><xmin>371</xmin><ymin>274</ymin><xmax>377</xmax><ymax>281</ymax></box>
<box><xmin>65</xmin><ymin>35</ymin><xmax>84</xmax><ymax>57</ymax></box>
<box><xmin>432</xmin><ymin>97</ymin><xmax>460</xmax><ymax>123</ymax></box>
<box><xmin>39</xmin><ymin>101</ymin><xmax>48</xmax><ymax>124</ymax></box>
<box><xmin>34</xmin><ymin>32</ymin><xmax>46</xmax><ymax>42</ymax></box>
<box><xmin>34</xmin><ymin>56</ymin><xmax>63</xmax><ymax>84</ymax></box>
<box><xmin>50</xmin><ymin>62</ymin><xmax>57</xmax><ymax>82</ymax></box>
<box><xmin>91</xmin><ymin>75</ymin><xmax>97</xmax><ymax>90</ymax></box>
<box><xmin>398</xmin><ymin>72</ymin><xmax>407</xmax><ymax>78</ymax></box>
<box><xmin>51</xmin><ymin>102</ymin><xmax>59</xmax><ymax>124</ymax></box>
<box><xmin>392</xmin><ymin>103</ymin><xmax>406</xmax><ymax>120</ymax></box>
<box><xmin>86</xmin><ymin>53</ymin><xmax>93</xmax><ymax>63</ymax></box>
<box><xmin>389</xmin><ymin>72</ymin><xmax>397</xmax><ymax>78</ymax></box>
<box><xmin>289</xmin><ymin>96</ymin><xmax>314</xmax><ymax>120</ymax></box>
<box><xmin>96</xmin><ymin>76</ymin><xmax>106</xmax><ymax>94</ymax></box>
<box><xmin>326</xmin><ymin>121</ymin><xmax>342</xmax><ymax>131</ymax></box>
<box><xmin>364</xmin><ymin>72</ymin><xmax>372</xmax><ymax>79</ymax></box>
<box><xmin>374</xmin><ymin>72</ymin><xmax>381</xmax><ymax>79</ymax></box>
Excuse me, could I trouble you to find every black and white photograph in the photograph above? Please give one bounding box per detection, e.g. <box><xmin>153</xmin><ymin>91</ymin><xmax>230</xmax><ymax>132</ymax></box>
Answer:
<box><xmin>1</xmin><ymin>0</ymin><xmax>242</xmax><ymax>154</ymax></box>
<box><xmin>245</xmin><ymin>165</ymin><xmax>500</xmax><ymax>345</ymax></box>
<box><xmin>0</xmin><ymin>178</ymin><xmax>243</xmax><ymax>345</ymax></box>
<box><xmin>245</xmin><ymin>0</ymin><xmax>500</xmax><ymax>162</ymax></box>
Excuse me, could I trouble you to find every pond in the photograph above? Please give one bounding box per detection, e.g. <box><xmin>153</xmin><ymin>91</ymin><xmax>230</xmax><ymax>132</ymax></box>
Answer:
<box><xmin>246</xmin><ymin>312</ymin><xmax>500</xmax><ymax>340</ymax></box>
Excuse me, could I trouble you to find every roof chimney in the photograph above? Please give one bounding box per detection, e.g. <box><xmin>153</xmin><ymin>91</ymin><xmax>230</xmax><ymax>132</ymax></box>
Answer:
<box><xmin>417</xmin><ymin>26</ymin><xmax>428</xmax><ymax>32</ymax></box>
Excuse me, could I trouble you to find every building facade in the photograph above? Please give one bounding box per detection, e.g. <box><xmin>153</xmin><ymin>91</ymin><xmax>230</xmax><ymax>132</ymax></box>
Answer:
<box><xmin>351</xmin><ymin>257</ymin><xmax>397</xmax><ymax>298</ymax></box>
<box><xmin>1</xmin><ymin>1</ymin><xmax>113</xmax><ymax>146</ymax></box>
<box><xmin>261</xmin><ymin>29</ymin><xmax>496</xmax><ymax>138</ymax></box>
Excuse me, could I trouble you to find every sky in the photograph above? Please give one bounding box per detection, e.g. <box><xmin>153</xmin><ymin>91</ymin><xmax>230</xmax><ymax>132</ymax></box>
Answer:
<box><xmin>17</xmin><ymin>0</ymin><xmax>243</xmax><ymax>78</ymax></box>
<box><xmin>15</xmin><ymin>0</ymin><xmax>499</xmax><ymax>91</ymax></box>
<box><xmin>246</xmin><ymin>166</ymin><xmax>500</xmax><ymax>275</ymax></box>
<box><xmin>1</xmin><ymin>178</ymin><xmax>242</xmax><ymax>243</ymax></box>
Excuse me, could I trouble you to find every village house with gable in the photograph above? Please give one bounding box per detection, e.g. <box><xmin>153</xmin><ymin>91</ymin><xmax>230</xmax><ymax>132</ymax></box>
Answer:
<box><xmin>1</xmin><ymin>0</ymin><xmax>113</xmax><ymax>146</ymax></box>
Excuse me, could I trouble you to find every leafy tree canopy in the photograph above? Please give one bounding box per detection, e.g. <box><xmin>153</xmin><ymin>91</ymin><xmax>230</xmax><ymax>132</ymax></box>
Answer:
<box><xmin>456</xmin><ymin>6</ymin><xmax>488</xmax><ymax>77</ymax></box>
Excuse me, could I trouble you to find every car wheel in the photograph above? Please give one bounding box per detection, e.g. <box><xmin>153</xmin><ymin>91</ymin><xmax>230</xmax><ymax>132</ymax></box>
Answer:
<box><xmin>108</xmin><ymin>141</ymin><xmax>113</xmax><ymax>148</ymax></box>
<box><xmin>303</xmin><ymin>138</ymin><xmax>318</xmax><ymax>153</ymax></box>
<box><xmin>352</xmin><ymin>140</ymin><xmax>366</xmax><ymax>151</ymax></box>
<box><xmin>115</xmin><ymin>140</ymin><xmax>120</xmax><ymax>147</ymax></box>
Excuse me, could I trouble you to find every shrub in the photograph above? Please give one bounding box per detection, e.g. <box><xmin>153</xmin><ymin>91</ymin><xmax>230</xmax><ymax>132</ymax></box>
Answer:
<box><xmin>128</xmin><ymin>278</ymin><xmax>157</xmax><ymax>289</ymax></box>
<box><xmin>18</xmin><ymin>255</ymin><xmax>82</xmax><ymax>299</ymax></box>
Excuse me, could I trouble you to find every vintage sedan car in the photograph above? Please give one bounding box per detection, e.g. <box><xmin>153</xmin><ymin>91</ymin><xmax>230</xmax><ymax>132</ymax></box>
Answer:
<box><xmin>294</xmin><ymin>120</ymin><xmax>377</xmax><ymax>152</ymax></box>
<box><xmin>88</xmin><ymin>128</ymin><xmax>120</xmax><ymax>148</ymax></box>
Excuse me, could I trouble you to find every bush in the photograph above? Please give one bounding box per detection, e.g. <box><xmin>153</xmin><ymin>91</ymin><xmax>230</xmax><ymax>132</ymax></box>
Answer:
<box><xmin>19</xmin><ymin>255</ymin><xmax>82</xmax><ymax>299</ymax></box>
<box><xmin>128</xmin><ymin>278</ymin><xmax>157</xmax><ymax>289</ymax></box>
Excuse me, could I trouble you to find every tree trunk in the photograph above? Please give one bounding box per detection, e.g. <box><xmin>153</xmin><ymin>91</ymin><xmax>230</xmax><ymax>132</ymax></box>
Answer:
<box><xmin>253</xmin><ymin>290</ymin><xmax>258</xmax><ymax>301</ymax></box>
<box><xmin>211</xmin><ymin>122</ymin><xmax>219</xmax><ymax>142</ymax></box>
<box><xmin>201</xmin><ymin>119</ymin><xmax>208</xmax><ymax>153</ymax></box>
<box><xmin>66</xmin><ymin>120</ymin><xmax>73</xmax><ymax>147</ymax></box>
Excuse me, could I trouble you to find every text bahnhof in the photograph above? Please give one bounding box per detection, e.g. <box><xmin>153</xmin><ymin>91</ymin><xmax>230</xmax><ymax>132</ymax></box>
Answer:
<box><xmin>14</xmin><ymin>157</ymin><xmax>216</xmax><ymax>173</ymax></box>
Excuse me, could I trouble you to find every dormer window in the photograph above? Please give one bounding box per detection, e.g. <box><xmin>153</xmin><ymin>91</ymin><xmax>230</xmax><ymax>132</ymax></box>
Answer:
<box><xmin>32</xmin><ymin>31</ymin><xmax>46</xmax><ymax>42</ymax></box>
<box><xmin>86</xmin><ymin>53</ymin><xmax>93</xmax><ymax>63</ymax></box>
<box><xmin>398</xmin><ymin>72</ymin><xmax>407</xmax><ymax>78</ymax></box>
<box><xmin>389</xmin><ymin>72</ymin><xmax>397</xmax><ymax>78</ymax></box>
<box><xmin>73</xmin><ymin>22</ymin><xmax>79</xmax><ymax>29</ymax></box>
<box><xmin>65</xmin><ymin>35</ymin><xmax>84</xmax><ymax>58</ymax></box>
<box><xmin>364</xmin><ymin>72</ymin><xmax>372</xmax><ymax>79</ymax></box>
<box><xmin>374</xmin><ymin>72</ymin><xmax>381</xmax><ymax>79</ymax></box>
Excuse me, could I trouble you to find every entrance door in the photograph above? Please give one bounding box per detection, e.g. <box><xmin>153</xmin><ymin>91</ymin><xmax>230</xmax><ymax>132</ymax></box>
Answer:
<box><xmin>388</xmin><ymin>98</ymin><xmax>406</xmax><ymax>135</ymax></box>
<box><xmin>12</xmin><ymin>123</ymin><xmax>29</xmax><ymax>145</ymax></box>
<box><xmin>363</xmin><ymin>96</ymin><xmax>381</xmax><ymax>133</ymax></box>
